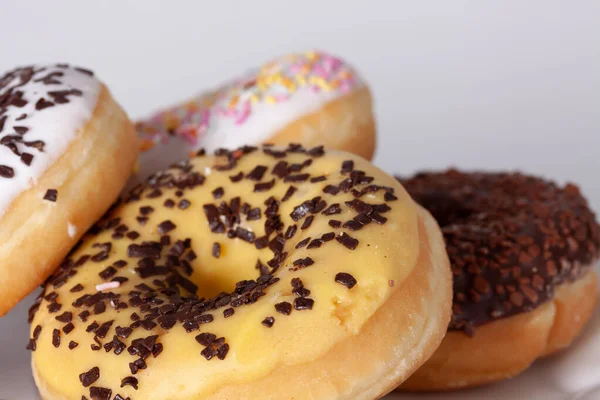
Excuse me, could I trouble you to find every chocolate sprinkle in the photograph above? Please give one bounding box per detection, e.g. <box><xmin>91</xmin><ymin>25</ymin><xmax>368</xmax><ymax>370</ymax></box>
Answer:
<box><xmin>294</xmin><ymin>298</ymin><xmax>314</xmax><ymax>311</ymax></box>
<box><xmin>246</xmin><ymin>165</ymin><xmax>267</xmax><ymax>181</ymax></box>
<box><xmin>336</xmin><ymin>232</ymin><xmax>359</xmax><ymax>250</ymax></box>
<box><xmin>335</xmin><ymin>272</ymin><xmax>357</xmax><ymax>289</ymax></box>
<box><xmin>301</xmin><ymin>215</ymin><xmax>314</xmax><ymax>230</ymax></box>
<box><xmin>284</xmin><ymin>224</ymin><xmax>297</xmax><ymax>239</ymax></box>
<box><xmin>0</xmin><ymin>165</ymin><xmax>15</xmax><ymax>178</ymax></box>
<box><xmin>201</xmin><ymin>346</ymin><xmax>216</xmax><ymax>360</ymax></box>
<box><xmin>323</xmin><ymin>185</ymin><xmax>340</xmax><ymax>195</ymax></box>
<box><xmin>282</xmin><ymin>185</ymin><xmax>297</xmax><ymax>202</ymax></box>
<box><xmin>254</xmin><ymin>179</ymin><xmax>276</xmax><ymax>192</ymax></box>
<box><xmin>79</xmin><ymin>366</ymin><xmax>100</xmax><ymax>387</ymax></box>
<box><xmin>285</xmin><ymin>173</ymin><xmax>310</xmax><ymax>183</ymax></box>
<box><xmin>127</xmin><ymin>243</ymin><xmax>161</xmax><ymax>259</ymax></box>
<box><xmin>384</xmin><ymin>192</ymin><xmax>398</xmax><ymax>202</ymax></box>
<box><xmin>120</xmin><ymin>376</ymin><xmax>139</xmax><ymax>390</ymax></box>
<box><xmin>321</xmin><ymin>232</ymin><xmax>335</xmax><ymax>242</ymax></box>
<box><xmin>70</xmin><ymin>284</ymin><xmax>84</xmax><ymax>293</ymax></box>
<box><xmin>62</xmin><ymin>322</ymin><xmax>75</xmax><ymax>334</ymax></box>
<box><xmin>212</xmin><ymin>242</ymin><xmax>221</xmax><ymax>258</ymax></box>
<box><xmin>196</xmin><ymin>332</ymin><xmax>217</xmax><ymax>346</ymax></box>
<box><xmin>246</xmin><ymin>207</ymin><xmax>261</xmax><ymax>221</ymax></box>
<box><xmin>400</xmin><ymin>169</ymin><xmax>600</xmax><ymax>333</ymax></box>
<box><xmin>275</xmin><ymin>302</ymin><xmax>292</xmax><ymax>315</ymax></box>
<box><xmin>261</xmin><ymin>316</ymin><xmax>275</xmax><ymax>327</ymax></box>
<box><xmin>217</xmin><ymin>343</ymin><xmax>230</xmax><ymax>360</ymax></box>
<box><xmin>89</xmin><ymin>387</ymin><xmax>112</xmax><ymax>400</ymax></box>
<box><xmin>20</xmin><ymin>153</ymin><xmax>33</xmax><ymax>166</ymax></box>
<box><xmin>292</xmin><ymin>257</ymin><xmax>314</xmax><ymax>269</ymax></box>
<box><xmin>116</xmin><ymin>326</ymin><xmax>133</xmax><ymax>339</ymax></box>
<box><xmin>139</xmin><ymin>206</ymin><xmax>154</xmax><ymax>215</ymax></box>
<box><xmin>322</xmin><ymin>204</ymin><xmax>341</xmax><ymax>216</ymax></box>
<box><xmin>229</xmin><ymin>172</ymin><xmax>243</xmax><ymax>182</ymax></box>
<box><xmin>43</xmin><ymin>189</ymin><xmax>58</xmax><ymax>202</ymax></box>
<box><xmin>55</xmin><ymin>311</ymin><xmax>72</xmax><ymax>323</ymax></box>
<box><xmin>235</xmin><ymin>227</ymin><xmax>255</xmax><ymax>243</ymax></box>
<box><xmin>212</xmin><ymin>187</ymin><xmax>224</xmax><ymax>199</ymax></box>
<box><xmin>157</xmin><ymin>220</ymin><xmax>176</xmax><ymax>234</ymax></box>
<box><xmin>328</xmin><ymin>220</ymin><xmax>342</xmax><ymax>228</ymax></box>
<box><xmin>52</xmin><ymin>328</ymin><xmax>60</xmax><ymax>347</ymax></box>
<box><xmin>163</xmin><ymin>199</ymin><xmax>175</xmax><ymax>208</ymax></box>
<box><xmin>35</xmin><ymin>98</ymin><xmax>54</xmax><ymax>110</ymax></box>
<box><xmin>223</xmin><ymin>307</ymin><xmax>234</xmax><ymax>318</ymax></box>
<box><xmin>178</xmin><ymin>199</ymin><xmax>191</xmax><ymax>209</ymax></box>
<box><xmin>95</xmin><ymin>320</ymin><xmax>114</xmax><ymax>339</ymax></box>
<box><xmin>341</xmin><ymin>160</ymin><xmax>354</xmax><ymax>173</ymax></box>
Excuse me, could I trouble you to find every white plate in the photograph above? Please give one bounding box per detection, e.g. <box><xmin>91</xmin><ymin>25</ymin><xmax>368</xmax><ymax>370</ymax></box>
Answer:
<box><xmin>2</xmin><ymin>273</ymin><xmax>599</xmax><ymax>400</ymax></box>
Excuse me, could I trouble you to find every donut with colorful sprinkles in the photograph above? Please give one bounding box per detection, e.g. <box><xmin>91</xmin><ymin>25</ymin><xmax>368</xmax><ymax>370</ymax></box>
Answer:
<box><xmin>0</xmin><ymin>64</ymin><xmax>138</xmax><ymax>317</ymax></box>
<box><xmin>133</xmin><ymin>51</ymin><xmax>376</xmax><ymax>184</ymax></box>
<box><xmin>29</xmin><ymin>145</ymin><xmax>451</xmax><ymax>400</ymax></box>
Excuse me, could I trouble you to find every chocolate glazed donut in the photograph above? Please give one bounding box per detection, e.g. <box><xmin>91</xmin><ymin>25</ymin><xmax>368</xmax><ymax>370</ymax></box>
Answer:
<box><xmin>397</xmin><ymin>169</ymin><xmax>600</xmax><ymax>390</ymax></box>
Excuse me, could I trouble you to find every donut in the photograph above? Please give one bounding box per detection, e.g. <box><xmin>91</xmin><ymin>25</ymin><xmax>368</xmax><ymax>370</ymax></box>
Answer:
<box><xmin>28</xmin><ymin>145</ymin><xmax>451</xmax><ymax>400</ymax></box>
<box><xmin>396</xmin><ymin>169</ymin><xmax>600</xmax><ymax>390</ymax></box>
<box><xmin>133</xmin><ymin>50</ymin><xmax>375</xmax><ymax>184</ymax></box>
<box><xmin>0</xmin><ymin>64</ymin><xmax>138</xmax><ymax>317</ymax></box>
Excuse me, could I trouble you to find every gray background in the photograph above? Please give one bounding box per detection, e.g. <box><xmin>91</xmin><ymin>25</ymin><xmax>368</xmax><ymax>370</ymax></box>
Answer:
<box><xmin>0</xmin><ymin>1</ymin><xmax>599</xmax><ymax>398</ymax></box>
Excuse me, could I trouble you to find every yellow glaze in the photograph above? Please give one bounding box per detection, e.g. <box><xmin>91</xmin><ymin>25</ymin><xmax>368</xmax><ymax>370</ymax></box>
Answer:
<box><xmin>31</xmin><ymin>146</ymin><xmax>420</xmax><ymax>399</ymax></box>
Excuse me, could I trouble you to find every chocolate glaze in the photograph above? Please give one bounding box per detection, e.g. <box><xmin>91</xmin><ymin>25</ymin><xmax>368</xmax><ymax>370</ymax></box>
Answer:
<box><xmin>399</xmin><ymin>169</ymin><xmax>600</xmax><ymax>335</ymax></box>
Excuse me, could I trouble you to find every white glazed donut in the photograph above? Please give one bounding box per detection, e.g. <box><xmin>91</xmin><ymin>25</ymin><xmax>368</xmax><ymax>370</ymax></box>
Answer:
<box><xmin>133</xmin><ymin>50</ymin><xmax>376</xmax><ymax>184</ymax></box>
<box><xmin>0</xmin><ymin>64</ymin><xmax>138</xmax><ymax>316</ymax></box>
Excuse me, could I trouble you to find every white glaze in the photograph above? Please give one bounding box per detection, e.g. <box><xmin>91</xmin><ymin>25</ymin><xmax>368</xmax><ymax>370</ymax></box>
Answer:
<box><xmin>198</xmin><ymin>83</ymin><xmax>356</xmax><ymax>152</ymax></box>
<box><xmin>134</xmin><ymin>86</ymin><xmax>352</xmax><ymax>183</ymax></box>
<box><xmin>132</xmin><ymin>51</ymin><xmax>364</xmax><ymax>186</ymax></box>
<box><xmin>0</xmin><ymin>65</ymin><xmax>100</xmax><ymax>217</ymax></box>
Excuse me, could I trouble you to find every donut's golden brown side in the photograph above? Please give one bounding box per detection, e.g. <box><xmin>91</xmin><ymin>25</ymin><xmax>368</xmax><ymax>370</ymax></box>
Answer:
<box><xmin>0</xmin><ymin>86</ymin><xmax>138</xmax><ymax>317</ymax></box>
<box><xmin>266</xmin><ymin>86</ymin><xmax>376</xmax><ymax>161</ymax></box>
<box><xmin>30</xmin><ymin>147</ymin><xmax>451</xmax><ymax>400</ymax></box>
<box><xmin>401</xmin><ymin>269</ymin><xmax>598</xmax><ymax>391</ymax></box>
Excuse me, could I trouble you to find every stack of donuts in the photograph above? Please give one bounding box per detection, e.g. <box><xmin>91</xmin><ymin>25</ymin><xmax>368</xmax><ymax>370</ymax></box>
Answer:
<box><xmin>0</xmin><ymin>50</ymin><xmax>597</xmax><ymax>400</ymax></box>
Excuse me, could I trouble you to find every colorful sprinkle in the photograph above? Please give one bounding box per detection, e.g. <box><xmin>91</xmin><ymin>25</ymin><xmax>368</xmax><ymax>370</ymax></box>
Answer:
<box><xmin>136</xmin><ymin>51</ymin><xmax>359</xmax><ymax>152</ymax></box>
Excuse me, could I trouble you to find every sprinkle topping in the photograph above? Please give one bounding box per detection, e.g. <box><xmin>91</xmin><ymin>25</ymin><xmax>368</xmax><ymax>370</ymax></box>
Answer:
<box><xmin>334</xmin><ymin>272</ymin><xmax>357</xmax><ymax>289</ymax></box>
<box><xmin>135</xmin><ymin>51</ymin><xmax>361</xmax><ymax>156</ymax></box>
<box><xmin>400</xmin><ymin>169</ymin><xmax>600</xmax><ymax>334</ymax></box>
<box><xmin>29</xmin><ymin>145</ymin><xmax>401</xmax><ymax>398</ymax></box>
<box><xmin>0</xmin><ymin>64</ymin><xmax>100</xmax><ymax>217</ymax></box>
<box><xmin>79</xmin><ymin>366</ymin><xmax>100</xmax><ymax>387</ymax></box>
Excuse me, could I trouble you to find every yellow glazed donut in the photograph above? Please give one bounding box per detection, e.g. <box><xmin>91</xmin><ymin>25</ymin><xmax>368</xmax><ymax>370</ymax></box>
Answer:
<box><xmin>0</xmin><ymin>64</ymin><xmax>138</xmax><ymax>317</ymax></box>
<box><xmin>29</xmin><ymin>145</ymin><xmax>451</xmax><ymax>400</ymax></box>
<box><xmin>133</xmin><ymin>50</ymin><xmax>376</xmax><ymax>184</ymax></box>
